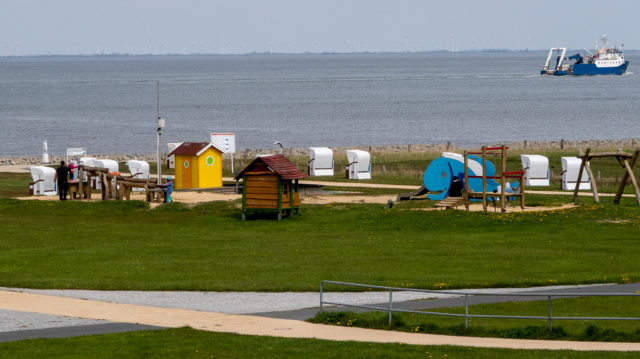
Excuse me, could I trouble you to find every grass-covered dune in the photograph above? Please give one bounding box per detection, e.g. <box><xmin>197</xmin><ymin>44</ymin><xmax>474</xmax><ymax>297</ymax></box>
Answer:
<box><xmin>1</xmin><ymin>196</ymin><xmax>638</xmax><ymax>291</ymax></box>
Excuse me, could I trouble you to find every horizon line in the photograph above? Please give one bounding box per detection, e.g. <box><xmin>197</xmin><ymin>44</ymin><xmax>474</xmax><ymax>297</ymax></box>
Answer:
<box><xmin>4</xmin><ymin>47</ymin><xmax>638</xmax><ymax>59</ymax></box>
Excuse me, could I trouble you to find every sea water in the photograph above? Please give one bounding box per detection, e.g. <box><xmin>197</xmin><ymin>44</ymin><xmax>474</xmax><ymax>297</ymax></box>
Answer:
<box><xmin>1</xmin><ymin>52</ymin><xmax>639</xmax><ymax>157</ymax></box>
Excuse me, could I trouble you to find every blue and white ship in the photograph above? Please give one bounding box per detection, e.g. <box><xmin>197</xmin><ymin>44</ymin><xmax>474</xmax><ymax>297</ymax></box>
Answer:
<box><xmin>541</xmin><ymin>35</ymin><xmax>629</xmax><ymax>76</ymax></box>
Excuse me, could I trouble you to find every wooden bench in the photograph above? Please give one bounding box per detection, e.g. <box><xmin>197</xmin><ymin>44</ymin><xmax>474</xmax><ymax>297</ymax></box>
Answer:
<box><xmin>68</xmin><ymin>181</ymin><xmax>91</xmax><ymax>200</ymax></box>
<box><xmin>146</xmin><ymin>188</ymin><xmax>167</xmax><ymax>203</ymax></box>
<box><xmin>434</xmin><ymin>196</ymin><xmax>465</xmax><ymax>210</ymax></box>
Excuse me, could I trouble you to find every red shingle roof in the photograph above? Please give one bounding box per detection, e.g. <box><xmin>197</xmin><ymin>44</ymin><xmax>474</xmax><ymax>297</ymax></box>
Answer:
<box><xmin>169</xmin><ymin>142</ymin><xmax>222</xmax><ymax>156</ymax></box>
<box><xmin>169</xmin><ymin>142</ymin><xmax>208</xmax><ymax>156</ymax></box>
<box><xmin>235</xmin><ymin>154</ymin><xmax>308</xmax><ymax>180</ymax></box>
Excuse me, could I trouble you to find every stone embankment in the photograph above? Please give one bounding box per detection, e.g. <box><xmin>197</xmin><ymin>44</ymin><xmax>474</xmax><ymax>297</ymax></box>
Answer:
<box><xmin>1</xmin><ymin>138</ymin><xmax>638</xmax><ymax>165</ymax></box>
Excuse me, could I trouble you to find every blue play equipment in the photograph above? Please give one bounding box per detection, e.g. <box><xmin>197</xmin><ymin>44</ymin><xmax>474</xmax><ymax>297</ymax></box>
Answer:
<box><xmin>424</xmin><ymin>153</ymin><xmax>502</xmax><ymax>201</ymax></box>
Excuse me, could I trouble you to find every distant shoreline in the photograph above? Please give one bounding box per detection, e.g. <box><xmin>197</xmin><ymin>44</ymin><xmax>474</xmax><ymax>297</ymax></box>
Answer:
<box><xmin>2</xmin><ymin>138</ymin><xmax>638</xmax><ymax>166</ymax></box>
<box><xmin>3</xmin><ymin>49</ymin><xmax>639</xmax><ymax>59</ymax></box>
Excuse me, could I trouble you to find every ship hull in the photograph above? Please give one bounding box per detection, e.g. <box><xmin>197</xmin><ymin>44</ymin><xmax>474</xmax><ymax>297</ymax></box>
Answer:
<box><xmin>541</xmin><ymin>61</ymin><xmax>629</xmax><ymax>76</ymax></box>
<box><xmin>570</xmin><ymin>61</ymin><xmax>629</xmax><ymax>75</ymax></box>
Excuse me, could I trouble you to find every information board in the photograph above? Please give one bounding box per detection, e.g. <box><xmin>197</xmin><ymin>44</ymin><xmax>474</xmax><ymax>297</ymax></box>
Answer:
<box><xmin>210</xmin><ymin>133</ymin><xmax>236</xmax><ymax>154</ymax></box>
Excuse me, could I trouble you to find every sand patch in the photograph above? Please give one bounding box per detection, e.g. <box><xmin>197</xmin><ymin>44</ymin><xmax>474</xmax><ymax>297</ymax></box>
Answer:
<box><xmin>415</xmin><ymin>202</ymin><xmax>578</xmax><ymax>213</ymax></box>
<box><xmin>301</xmin><ymin>194</ymin><xmax>394</xmax><ymax>205</ymax></box>
<box><xmin>16</xmin><ymin>195</ymin><xmax>68</xmax><ymax>202</ymax></box>
<box><xmin>17</xmin><ymin>192</ymin><xmax>393</xmax><ymax>206</ymax></box>
<box><xmin>16</xmin><ymin>192</ymin><xmax>577</xmax><ymax>212</ymax></box>
<box><xmin>15</xmin><ymin>191</ymin><xmax>241</xmax><ymax>209</ymax></box>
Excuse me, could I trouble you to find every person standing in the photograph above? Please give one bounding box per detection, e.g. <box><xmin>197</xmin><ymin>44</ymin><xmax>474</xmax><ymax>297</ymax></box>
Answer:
<box><xmin>165</xmin><ymin>177</ymin><xmax>174</xmax><ymax>203</ymax></box>
<box><xmin>54</xmin><ymin>160</ymin><xmax>70</xmax><ymax>201</ymax></box>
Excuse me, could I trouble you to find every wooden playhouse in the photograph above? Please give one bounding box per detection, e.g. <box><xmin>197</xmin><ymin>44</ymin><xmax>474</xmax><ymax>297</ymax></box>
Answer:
<box><xmin>234</xmin><ymin>154</ymin><xmax>308</xmax><ymax>220</ymax></box>
<box><xmin>169</xmin><ymin>142</ymin><xmax>224</xmax><ymax>189</ymax></box>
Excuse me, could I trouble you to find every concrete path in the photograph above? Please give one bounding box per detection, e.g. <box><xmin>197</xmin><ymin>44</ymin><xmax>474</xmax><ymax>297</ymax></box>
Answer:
<box><xmin>1</xmin><ymin>285</ymin><xmax>640</xmax><ymax>351</ymax></box>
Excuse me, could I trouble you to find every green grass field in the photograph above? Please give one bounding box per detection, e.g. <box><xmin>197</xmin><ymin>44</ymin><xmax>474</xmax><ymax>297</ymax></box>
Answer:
<box><xmin>0</xmin><ymin>327</ymin><xmax>638</xmax><ymax>358</ymax></box>
<box><xmin>2</xmin><ymin>148</ymin><xmax>639</xmax><ymax>351</ymax></box>
<box><xmin>0</xmin><ymin>195</ymin><xmax>638</xmax><ymax>291</ymax></box>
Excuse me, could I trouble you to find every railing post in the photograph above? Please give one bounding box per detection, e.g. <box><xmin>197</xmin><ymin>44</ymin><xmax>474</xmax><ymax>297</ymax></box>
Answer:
<box><xmin>548</xmin><ymin>295</ymin><xmax>553</xmax><ymax>331</ymax></box>
<box><xmin>388</xmin><ymin>289</ymin><xmax>393</xmax><ymax>326</ymax></box>
<box><xmin>465</xmin><ymin>294</ymin><xmax>469</xmax><ymax>329</ymax></box>
<box><xmin>320</xmin><ymin>281</ymin><xmax>324</xmax><ymax>314</ymax></box>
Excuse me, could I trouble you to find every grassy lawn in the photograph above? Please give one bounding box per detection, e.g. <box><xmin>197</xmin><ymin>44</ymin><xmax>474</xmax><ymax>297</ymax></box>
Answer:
<box><xmin>0</xmin><ymin>173</ymin><xmax>33</xmax><ymax>198</ymax></box>
<box><xmin>311</xmin><ymin>295</ymin><xmax>640</xmax><ymax>342</ymax></box>
<box><xmin>0</xmin><ymin>194</ymin><xmax>639</xmax><ymax>291</ymax></box>
<box><xmin>2</xmin><ymin>148</ymin><xmax>640</xmax><ymax>348</ymax></box>
<box><xmin>0</xmin><ymin>327</ymin><xmax>638</xmax><ymax>358</ymax></box>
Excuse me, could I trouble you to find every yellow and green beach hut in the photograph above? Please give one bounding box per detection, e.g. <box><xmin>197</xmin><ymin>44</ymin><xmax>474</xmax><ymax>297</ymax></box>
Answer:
<box><xmin>169</xmin><ymin>142</ymin><xmax>223</xmax><ymax>189</ymax></box>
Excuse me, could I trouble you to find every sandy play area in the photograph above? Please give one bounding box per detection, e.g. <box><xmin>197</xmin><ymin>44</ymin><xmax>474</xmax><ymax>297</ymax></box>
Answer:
<box><xmin>17</xmin><ymin>190</ymin><xmax>581</xmax><ymax>213</ymax></box>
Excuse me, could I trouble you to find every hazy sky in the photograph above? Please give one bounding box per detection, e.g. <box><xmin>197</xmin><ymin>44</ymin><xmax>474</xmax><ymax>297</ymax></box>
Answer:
<box><xmin>2</xmin><ymin>0</ymin><xmax>639</xmax><ymax>56</ymax></box>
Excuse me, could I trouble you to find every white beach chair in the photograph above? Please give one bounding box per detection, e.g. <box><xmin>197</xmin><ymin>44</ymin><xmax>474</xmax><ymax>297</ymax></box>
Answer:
<box><xmin>28</xmin><ymin>166</ymin><xmax>57</xmax><ymax>196</ymax></box>
<box><xmin>561</xmin><ymin>157</ymin><xmax>591</xmax><ymax>190</ymax></box>
<box><xmin>520</xmin><ymin>155</ymin><xmax>550</xmax><ymax>187</ymax></box>
<box><xmin>308</xmin><ymin>147</ymin><xmax>334</xmax><ymax>176</ymax></box>
<box><xmin>92</xmin><ymin>159</ymin><xmax>120</xmax><ymax>190</ymax></box>
<box><xmin>345</xmin><ymin>150</ymin><xmax>371</xmax><ymax>180</ymax></box>
<box><xmin>79</xmin><ymin>157</ymin><xmax>98</xmax><ymax>186</ymax></box>
<box><xmin>126</xmin><ymin>160</ymin><xmax>150</xmax><ymax>192</ymax></box>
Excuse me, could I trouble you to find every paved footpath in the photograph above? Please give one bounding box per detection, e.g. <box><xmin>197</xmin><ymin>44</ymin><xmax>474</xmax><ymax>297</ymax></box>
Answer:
<box><xmin>1</xmin><ymin>285</ymin><xmax>640</xmax><ymax>351</ymax></box>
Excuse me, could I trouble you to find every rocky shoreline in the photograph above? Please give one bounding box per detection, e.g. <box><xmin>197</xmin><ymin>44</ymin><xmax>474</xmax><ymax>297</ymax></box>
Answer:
<box><xmin>1</xmin><ymin>138</ymin><xmax>638</xmax><ymax>165</ymax></box>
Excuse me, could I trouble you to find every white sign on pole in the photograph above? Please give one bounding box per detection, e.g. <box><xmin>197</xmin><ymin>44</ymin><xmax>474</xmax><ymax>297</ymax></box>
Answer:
<box><xmin>210</xmin><ymin>133</ymin><xmax>236</xmax><ymax>154</ymax></box>
<box><xmin>210</xmin><ymin>132</ymin><xmax>236</xmax><ymax>174</ymax></box>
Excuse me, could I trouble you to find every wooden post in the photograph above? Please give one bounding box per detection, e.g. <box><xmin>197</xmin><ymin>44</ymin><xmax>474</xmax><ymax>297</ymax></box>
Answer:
<box><xmin>623</xmin><ymin>158</ymin><xmax>640</xmax><ymax>206</ymax></box>
<box><xmin>520</xmin><ymin>172</ymin><xmax>525</xmax><ymax>210</ymax></box>
<box><xmin>583</xmin><ymin>157</ymin><xmax>599</xmax><ymax>203</ymax></box>
<box><xmin>86</xmin><ymin>173</ymin><xmax>92</xmax><ymax>200</ymax></box>
<box><xmin>117</xmin><ymin>181</ymin><xmax>124</xmax><ymax>200</ymax></box>
<box><xmin>464</xmin><ymin>151</ymin><xmax>469</xmax><ymax>211</ymax></box>
<box><xmin>101</xmin><ymin>173</ymin><xmax>107</xmax><ymax>200</ymax></box>
<box><xmin>78</xmin><ymin>167</ymin><xmax>84</xmax><ymax>200</ymax></box>
<box><xmin>613</xmin><ymin>150</ymin><xmax>640</xmax><ymax>205</ymax></box>
<box><xmin>241</xmin><ymin>176</ymin><xmax>247</xmax><ymax>214</ymax></box>
<box><xmin>482</xmin><ymin>146</ymin><xmax>487</xmax><ymax>212</ymax></box>
<box><xmin>111</xmin><ymin>175</ymin><xmax>118</xmax><ymax>200</ymax></box>
<box><xmin>614</xmin><ymin>150</ymin><xmax>640</xmax><ymax>205</ymax></box>
<box><xmin>573</xmin><ymin>148</ymin><xmax>589</xmax><ymax>203</ymax></box>
<box><xmin>500</xmin><ymin>145</ymin><xmax>506</xmax><ymax>213</ymax></box>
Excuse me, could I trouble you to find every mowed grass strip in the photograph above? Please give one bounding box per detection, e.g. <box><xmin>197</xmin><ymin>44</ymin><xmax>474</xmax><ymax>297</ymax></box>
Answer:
<box><xmin>1</xmin><ymin>197</ymin><xmax>639</xmax><ymax>291</ymax></box>
<box><xmin>311</xmin><ymin>296</ymin><xmax>640</xmax><ymax>342</ymax></box>
<box><xmin>0</xmin><ymin>327</ymin><xmax>638</xmax><ymax>358</ymax></box>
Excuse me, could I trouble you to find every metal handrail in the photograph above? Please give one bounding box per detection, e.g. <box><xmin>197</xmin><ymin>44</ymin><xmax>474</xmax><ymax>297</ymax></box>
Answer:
<box><xmin>320</xmin><ymin>280</ymin><xmax>640</xmax><ymax>330</ymax></box>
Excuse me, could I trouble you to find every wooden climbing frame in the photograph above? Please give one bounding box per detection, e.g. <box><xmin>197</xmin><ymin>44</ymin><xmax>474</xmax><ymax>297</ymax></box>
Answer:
<box><xmin>463</xmin><ymin>145</ymin><xmax>526</xmax><ymax>212</ymax></box>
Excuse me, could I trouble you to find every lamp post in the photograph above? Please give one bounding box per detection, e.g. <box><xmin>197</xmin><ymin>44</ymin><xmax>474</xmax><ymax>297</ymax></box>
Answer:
<box><xmin>156</xmin><ymin>81</ymin><xmax>165</xmax><ymax>185</ymax></box>
<box><xmin>274</xmin><ymin>141</ymin><xmax>283</xmax><ymax>154</ymax></box>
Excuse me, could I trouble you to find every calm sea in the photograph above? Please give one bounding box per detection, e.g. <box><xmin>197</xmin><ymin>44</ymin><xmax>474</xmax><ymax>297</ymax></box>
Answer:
<box><xmin>1</xmin><ymin>52</ymin><xmax>638</xmax><ymax>157</ymax></box>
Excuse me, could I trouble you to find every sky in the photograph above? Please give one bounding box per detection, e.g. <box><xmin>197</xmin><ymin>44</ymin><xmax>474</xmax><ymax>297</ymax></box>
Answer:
<box><xmin>2</xmin><ymin>0</ymin><xmax>639</xmax><ymax>56</ymax></box>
